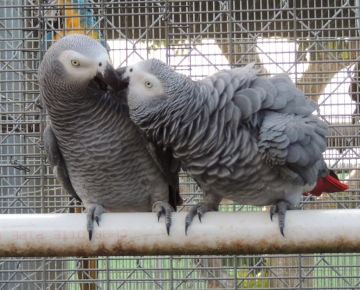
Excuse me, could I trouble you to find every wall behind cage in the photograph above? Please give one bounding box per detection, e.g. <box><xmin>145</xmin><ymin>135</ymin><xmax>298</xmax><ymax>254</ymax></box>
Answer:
<box><xmin>1</xmin><ymin>0</ymin><xmax>360</xmax><ymax>289</ymax></box>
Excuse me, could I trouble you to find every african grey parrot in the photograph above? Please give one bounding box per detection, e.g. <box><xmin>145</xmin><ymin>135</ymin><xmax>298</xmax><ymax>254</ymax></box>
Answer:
<box><xmin>115</xmin><ymin>58</ymin><xmax>348</xmax><ymax>236</ymax></box>
<box><xmin>39</xmin><ymin>35</ymin><xmax>182</xmax><ymax>240</ymax></box>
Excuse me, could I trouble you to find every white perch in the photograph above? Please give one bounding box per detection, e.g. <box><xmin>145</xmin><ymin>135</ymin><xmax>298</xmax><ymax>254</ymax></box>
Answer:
<box><xmin>0</xmin><ymin>210</ymin><xmax>358</xmax><ymax>257</ymax></box>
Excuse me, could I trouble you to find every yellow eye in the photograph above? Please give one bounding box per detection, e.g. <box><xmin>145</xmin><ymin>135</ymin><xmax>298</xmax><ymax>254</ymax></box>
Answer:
<box><xmin>145</xmin><ymin>81</ymin><xmax>152</xmax><ymax>88</ymax></box>
<box><xmin>71</xmin><ymin>60</ymin><xmax>80</xmax><ymax>66</ymax></box>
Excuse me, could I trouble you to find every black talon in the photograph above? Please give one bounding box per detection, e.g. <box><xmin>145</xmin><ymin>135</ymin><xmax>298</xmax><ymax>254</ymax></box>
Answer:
<box><xmin>95</xmin><ymin>216</ymin><xmax>100</xmax><ymax>227</ymax></box>
<box><xmin>152</xmin><ymin>201</ymin><xmax>174</xmax><ymax>234</ymax></box>
<box><xmin>270</xmin><ymin>209</ymin><xmax>275</xmax><ymax>221</ymax></box>
<box><xmin>86</xmin><ymin>204</ymin><xmax>105</xmax><ymax>241</ymax></box>
<box><xmin>157</xmin><ymin>209</ymin><xmax>162</xmax><ymax>222</ymax></box>
<box><xmin>280</xmin><ymin>226</ymin><xmax>285</xmax><ymax>237</ymax></box>
<box><xmin>270</xmin><ymin>204</ymin><xmax>277</xmax><ymax>221</ymax></box>
<box><xmin>166</xmin><ymin>223</ymin><xmax>170</xmax><ymax>236</ymax></box>
<box><xmin>184</xmin><ymin>202</ymin><xmax>215</xmax><ymax>235</ymax></box>
<box><xmin>270</xmin><ymin>200</ymin><xmax>299</xmax><ymax>236</ymax></box>
<box><xmin>165</xmin><ymin>210</ymin><xmax>171</xmax><ymax>236</ymax></box>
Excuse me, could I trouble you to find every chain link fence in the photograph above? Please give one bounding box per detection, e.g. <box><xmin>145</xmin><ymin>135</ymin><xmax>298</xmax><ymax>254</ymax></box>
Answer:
<box><xmin>1</xmin><ymin>0</ymin><xmax>360</xmax><ymax>289</ymax></box>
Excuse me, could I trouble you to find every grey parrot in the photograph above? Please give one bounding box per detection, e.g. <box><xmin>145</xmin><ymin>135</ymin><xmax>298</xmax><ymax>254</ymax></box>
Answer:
<box><xmin>115</xmin><ymin>58</ymin><xmax>347</xmax><ymax>236</ymax></box>
<box><xmin>39</xmin><ymin>35</ymin><xmax>182</xmax><ymax>240</ymax></box>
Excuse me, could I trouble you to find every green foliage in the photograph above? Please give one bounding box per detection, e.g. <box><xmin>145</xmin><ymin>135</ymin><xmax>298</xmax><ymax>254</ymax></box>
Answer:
<box><xmin>312</xmin><ymin>254</ymin><xmax>360</xmax><ymax>288</ymax></box>
<box><xmin>327</xmin><ymin>192</ymin><xmax>359</xmax><ymax>209</ymax></box>
<box><xmin>221</xmin><ymin>257</ymin><xmax>271</xmax><ymax>288</ymax></box>
<box><xmin>146</xmin><ymin>40</ymin><xmax>167</xmax><ymax>52</ymax></box>
<box><xmin>234</xmin><ymin>266</ymin><xmax>270</xmax><ymax>288</ymax></box>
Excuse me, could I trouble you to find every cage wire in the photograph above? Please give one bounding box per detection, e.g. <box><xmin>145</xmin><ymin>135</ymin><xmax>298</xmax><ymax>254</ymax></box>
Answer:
<box><xmin>0</xmin><ymin>0</ymin><xmax>360</xmax><ymax>289</ymax></box>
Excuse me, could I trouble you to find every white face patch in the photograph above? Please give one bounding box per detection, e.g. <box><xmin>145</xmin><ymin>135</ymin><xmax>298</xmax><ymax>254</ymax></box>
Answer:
<box><xmin>124</xmin><ymin>61</ymin><xmax>165</xmax><ymax>103</ymax></box>
<box><xmin>58</xmin><ymin>49</ymin><xmax>110</xmax><ymax>81</ymax></box>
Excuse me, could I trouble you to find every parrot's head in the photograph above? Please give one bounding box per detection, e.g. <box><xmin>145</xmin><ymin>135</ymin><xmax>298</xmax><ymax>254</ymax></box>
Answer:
<box><xmin>116</xmin><ymin>59</ymin><xmax>191</xmax><ymax>124</ymax></box>
<box><xmin>39</xmin><ymin>34</ymin><xmax>127</xmax><ymax>100</ymax></box>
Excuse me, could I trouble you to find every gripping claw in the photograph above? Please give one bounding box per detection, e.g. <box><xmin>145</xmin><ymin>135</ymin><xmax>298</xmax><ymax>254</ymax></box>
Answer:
<box><xmin>269</xmin><ymin>200</ymin><xmax>300</xmax><ymax>237</ymax></box>
<box><xmin>185</xmin><ymin>202</ymin><xmax>211</xmax><ymax>236</ymax></box>
<box><xmin>152</xmin><ymin>201</ymin><xmax>175</xmax><ymax>236</ymax></box>
<box><xmin>86</xmin><ymin>204</ymin><xmax>105</xmax><ymax>241</ymax></box>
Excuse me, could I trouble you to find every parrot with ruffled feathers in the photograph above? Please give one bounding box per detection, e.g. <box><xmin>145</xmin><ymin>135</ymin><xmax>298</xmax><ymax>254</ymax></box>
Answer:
<box><xmin>115</xmin><ymin>58</ymin><xmax>348</xmax><ymax>236</ymax></box>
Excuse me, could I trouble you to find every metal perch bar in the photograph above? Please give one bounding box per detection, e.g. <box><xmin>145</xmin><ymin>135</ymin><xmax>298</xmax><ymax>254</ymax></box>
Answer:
<box><xmin>0</xmin><ymin>210</ymin><xmax>358</xmax><ymax>257</ymax></box>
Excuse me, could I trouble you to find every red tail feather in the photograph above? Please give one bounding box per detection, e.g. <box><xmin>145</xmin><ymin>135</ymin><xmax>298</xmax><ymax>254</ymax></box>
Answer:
<box><xmin>303</xmin><ymin>174</ymin><xmax>349</xmax><ymax>196</ymax></box>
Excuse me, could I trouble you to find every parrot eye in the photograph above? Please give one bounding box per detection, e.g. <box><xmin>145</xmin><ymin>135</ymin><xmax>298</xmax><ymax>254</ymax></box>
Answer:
<box><xmin>71</xmin><ymin>60</ymin><xmax>80</xmax><ymax>66</ymax></box>
<box><xmin>145</xmin><ymin>81</ymin><xmax>153</xmax><ymax>88</ymax></box>
<box><xmin>99</xmin><ymin>62</ymin><xmax>102</xmax><ymax>67</ymax></box>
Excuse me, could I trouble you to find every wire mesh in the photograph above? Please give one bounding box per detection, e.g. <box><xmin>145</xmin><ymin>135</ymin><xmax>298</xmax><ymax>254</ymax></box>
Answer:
<box><xmin>1</xmin><ymin>0</ymin><xmax>360</xmax><ymax>289</ymax></box>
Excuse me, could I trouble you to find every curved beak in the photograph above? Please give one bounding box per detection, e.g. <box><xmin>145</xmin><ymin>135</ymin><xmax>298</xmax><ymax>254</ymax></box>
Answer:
<box><xmin>111</xmin><ymin>66</ymin><xmax>129</xmax><ymax>104</ymax></box>
<box><xmin>90</xmin><ymin>63</ymin><xmax>129</xmax><ymax>104</ymax></box>
<box><xmin>104</xmin><ymin>63</ymin><xmax>129</xmax><ymax>94</ymax></box>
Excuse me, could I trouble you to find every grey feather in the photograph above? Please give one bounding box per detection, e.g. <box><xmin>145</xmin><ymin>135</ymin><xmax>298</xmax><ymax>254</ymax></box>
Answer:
<box><xmin>40</xmin><ymin>35</ymin><xmax>182</xmax><ymax>238</ymax></box>
<box><xmin>44</xmin><ymin>124</ymin><xmax>81</xmax><ymax>202</ymax></box>
<box><xmin>121</xmin><ymin>58</ymin><xmax>332</xmax><ymax>217</ymax></box>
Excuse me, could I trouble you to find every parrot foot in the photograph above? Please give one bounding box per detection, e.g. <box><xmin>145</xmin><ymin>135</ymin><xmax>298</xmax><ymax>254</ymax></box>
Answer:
<box><xmin>185</xmin><ymin>202</ymin><xmax>210</xmax><ymax>236</ymax></box>
<box><xmin>270</xmin><ymin>200</ymin><xmax>300</xmax><ymax>237</ymax></box>
<box><xmin>86</xmin><ymin>204</ymin><xmax>105</xmax><ymax>241</ymax></box>
<box><xmin>152</xmin><ymin>201</ymin><xmax>175</xmax><ymax>235</ymax></box>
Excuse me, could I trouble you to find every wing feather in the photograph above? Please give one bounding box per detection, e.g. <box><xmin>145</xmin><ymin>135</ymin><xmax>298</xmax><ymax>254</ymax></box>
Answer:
<box><xmin>44</xmin><ymin>124</ymin><xmax>82</xmax><ymax>202</ymax></box>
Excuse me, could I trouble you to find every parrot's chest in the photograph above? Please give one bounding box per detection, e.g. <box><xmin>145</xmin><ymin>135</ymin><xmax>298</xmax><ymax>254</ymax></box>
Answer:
<box><xmin>66</xmin><ymin>159</ymin><xmax>155</xmax><ymax>212</ymax></box>
<box><xmin>55</xmin><ymin>125</ymin><xmax>166</xmax><ymax>211</ymax></box>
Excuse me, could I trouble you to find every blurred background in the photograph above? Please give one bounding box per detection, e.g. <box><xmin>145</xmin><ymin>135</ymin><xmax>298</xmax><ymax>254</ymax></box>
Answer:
<box><xmin>1</xmin><ymin>0</ymin><xmax>359</xmax><ymax>289</ymax></box>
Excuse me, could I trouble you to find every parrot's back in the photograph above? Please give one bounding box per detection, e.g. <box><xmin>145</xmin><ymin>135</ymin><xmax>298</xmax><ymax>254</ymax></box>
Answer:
<box><xmin>179</xmin><ymin>67</ymin><xmax>328</xmax><ymax>206</ymax></box>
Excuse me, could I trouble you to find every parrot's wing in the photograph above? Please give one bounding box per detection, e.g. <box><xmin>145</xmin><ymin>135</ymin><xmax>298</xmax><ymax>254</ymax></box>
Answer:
<box><xmin>258</xmin><ymin>111</ymin><xmax>329</xmax><ymax>186</ymax></box>
<box><xmin>185</xmin><ymin>66</ymin><xmax>322</xmax><ymax>179</ymax></box>
<box><xmin>252</xmin><ymin>73</ymin><xmax>318</xmax><ymax>115</ymax></box>
<box><xmin>201</xmin><ymin>66</ymin><xmax>318</xmax><ymax>130</ymax></box>
<box><xmin>44</xmin><ymin>124</ymin><xmax>82</xmax><ymax>202</ymax></box>
<box><xmin>138</xmin><ymin>129</ymin><xmax>183</xmax><ymax>208</ymax></box>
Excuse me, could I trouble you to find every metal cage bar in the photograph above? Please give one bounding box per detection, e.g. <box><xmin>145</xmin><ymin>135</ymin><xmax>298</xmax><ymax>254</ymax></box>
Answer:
<box><xmin>1</xmin><ymin>0</ymin><xmax>360</xmax><ymax>289</ymax></box>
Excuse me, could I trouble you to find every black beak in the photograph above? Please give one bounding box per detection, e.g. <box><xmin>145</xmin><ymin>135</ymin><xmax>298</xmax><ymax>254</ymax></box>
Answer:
<box><xmin>90</xmin><ymin>63</ymin><xmax>129</xmax><ymax>104</ymax></box>
<box><xmin>112</xmin><ymin>66</ymin><xmax>129</xmax><ymax>104</ymax></box>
